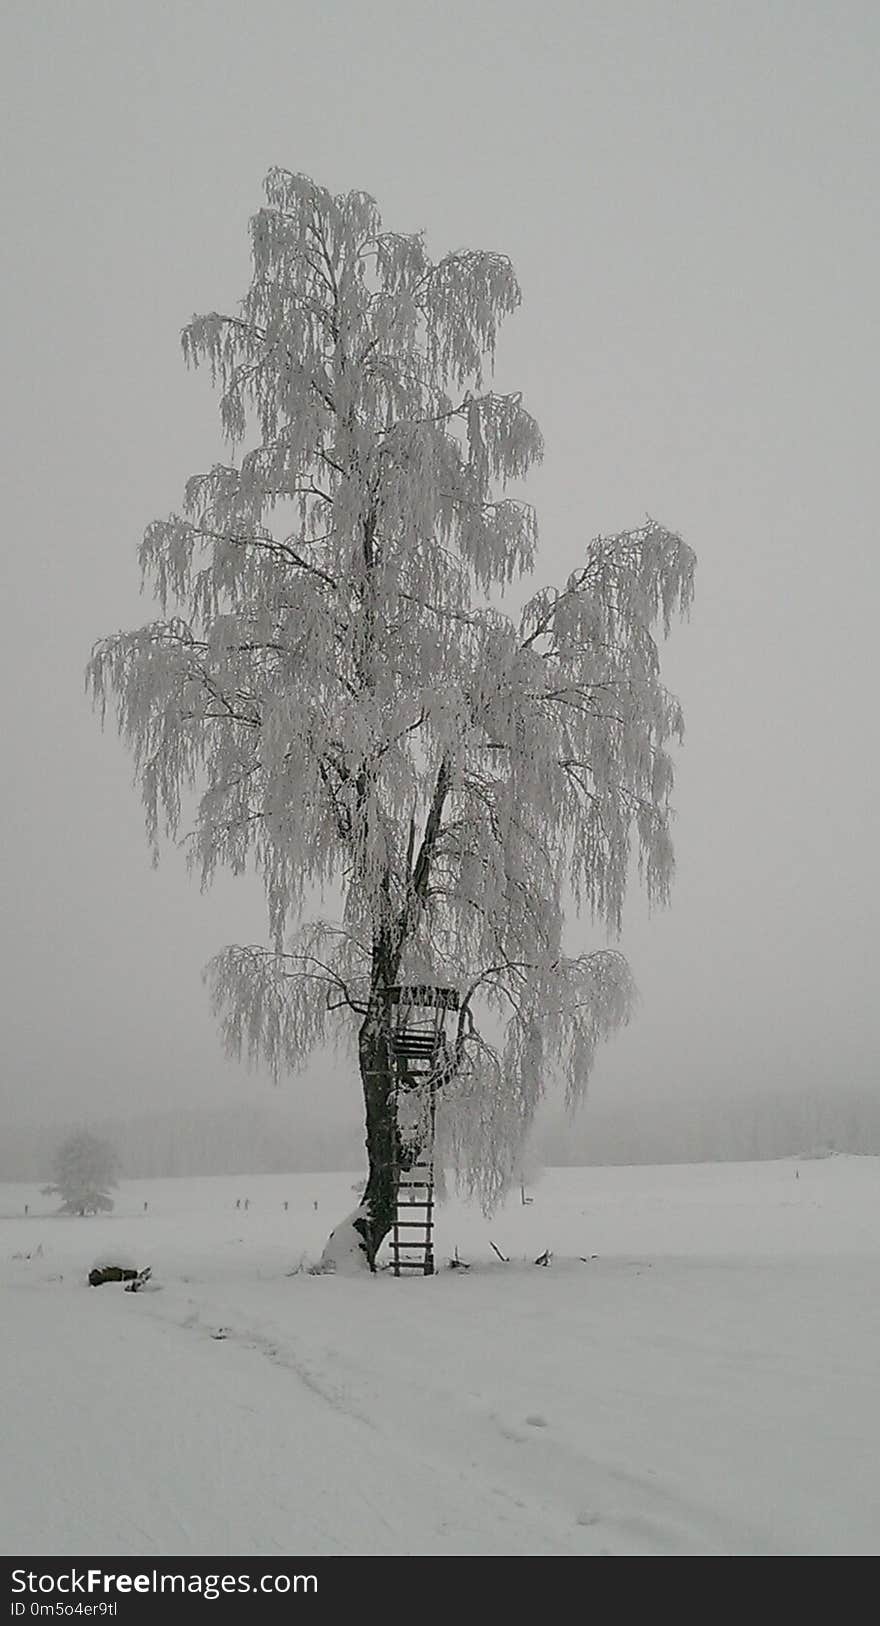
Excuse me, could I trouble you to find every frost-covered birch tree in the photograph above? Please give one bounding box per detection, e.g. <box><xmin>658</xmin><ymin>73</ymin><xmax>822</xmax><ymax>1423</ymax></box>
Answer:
<box><xmin>88</xmin><ymin>170</ymin><xmax>694</xmax><ymax>1270</ymax></box>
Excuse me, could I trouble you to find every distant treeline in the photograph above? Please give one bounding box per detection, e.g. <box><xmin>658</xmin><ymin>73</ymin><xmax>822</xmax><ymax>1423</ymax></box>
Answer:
<box><xmin>0</xmin><ymin>1104</ymin><xmax>365</xmax><ymax>1183</ymax></box>
<box><xmin>539</xmin><ymin>1082</ymin><xmax>880</xmax><ymax>1167</ymax></box>
<box><xmin>2</xmin><ymin>1083</ymin><xmax>879</xmax><ymax>1183</ymax></box>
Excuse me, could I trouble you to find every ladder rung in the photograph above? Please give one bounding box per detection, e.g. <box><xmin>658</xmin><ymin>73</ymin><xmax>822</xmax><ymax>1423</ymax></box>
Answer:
<box><xmin>394</xmin><ymin>1221</ymin><xmax>432</xmax><ymax>1229</ymax></box>
<box><xmin>396</xmin><ymin>1202</ymin><xmax>432</xmax><ymax>1209</ymax></box>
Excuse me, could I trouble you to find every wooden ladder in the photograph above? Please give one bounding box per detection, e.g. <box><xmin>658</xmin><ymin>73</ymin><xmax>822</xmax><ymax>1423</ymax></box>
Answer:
<box><xmin>390</xmin><ymin>1024</ymin><xmax>440</xmax><ymax>1277</ymax></box>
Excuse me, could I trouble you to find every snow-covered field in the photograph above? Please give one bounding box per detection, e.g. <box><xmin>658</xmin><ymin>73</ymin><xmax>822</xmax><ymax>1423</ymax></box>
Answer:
<box><xmin>2</xmin><ymin>1157</ymin><xmax>879</xmax><ymax>1556</ymax></box>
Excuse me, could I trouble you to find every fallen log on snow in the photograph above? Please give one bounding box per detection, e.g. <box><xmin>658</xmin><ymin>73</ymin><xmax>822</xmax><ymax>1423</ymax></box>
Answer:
<box><xmin>88</xmin><ymin>1263</ymin><xmax>151</xmax><ymax>1288</ymax></box>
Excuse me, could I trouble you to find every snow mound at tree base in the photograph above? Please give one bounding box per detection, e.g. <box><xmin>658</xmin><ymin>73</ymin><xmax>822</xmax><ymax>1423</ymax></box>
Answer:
<box><xmin>314</xmin><ymin>1209</ymin><xmax>371</xmax><ymax>1275</ymax></box>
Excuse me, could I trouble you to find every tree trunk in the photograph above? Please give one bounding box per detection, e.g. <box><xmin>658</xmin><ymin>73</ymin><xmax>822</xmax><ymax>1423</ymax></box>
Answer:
<box><xmin>318</xmin><ymin>1012</ymin><xmax>415</xmax><ymax>1274</ymax></box>
<box><xmin>353</xmin><ymin>1015</ymin><xmax>404</xmax><ymax>1269</ymax></box>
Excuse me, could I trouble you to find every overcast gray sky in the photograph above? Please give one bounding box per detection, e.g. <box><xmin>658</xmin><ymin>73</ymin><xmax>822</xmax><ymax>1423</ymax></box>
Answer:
<box><xmin>1</xmin><ymin>0</ymin><xmax>877</xmax><ymax>1136</ymax></box>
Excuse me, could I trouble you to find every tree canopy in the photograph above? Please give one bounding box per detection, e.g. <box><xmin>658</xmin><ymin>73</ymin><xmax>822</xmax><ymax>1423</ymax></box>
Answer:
<box><xmin>45</xmin><ymin>1131</ymin><xmax>119</xmax><ymax>1216</ymax></box>
<box><xmin>89</xmin><ymin>170</ymin><xmax>694</xmax><ymax>1216</ymax></box>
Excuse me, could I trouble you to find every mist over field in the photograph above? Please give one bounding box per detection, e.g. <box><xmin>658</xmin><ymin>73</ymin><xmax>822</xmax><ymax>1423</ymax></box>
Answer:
<box><xmin>3</xmin><ymin>1080</ymin><xmax>878</xmax><ymax>1185</ymax></box>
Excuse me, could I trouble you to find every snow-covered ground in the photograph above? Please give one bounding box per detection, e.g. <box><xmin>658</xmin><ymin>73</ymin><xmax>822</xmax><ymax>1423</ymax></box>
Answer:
<box><xmin>2</xmin><ymin>1157</ymin><xmax>879</xmax><ymax>1556</ymax></box>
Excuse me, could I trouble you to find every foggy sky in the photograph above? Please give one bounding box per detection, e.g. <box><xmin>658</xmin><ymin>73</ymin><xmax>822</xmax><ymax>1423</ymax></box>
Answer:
<box><xmin>1</xmin><ymin>0</ymin><xmax>878</xmax><ymax>1138</ymax></box>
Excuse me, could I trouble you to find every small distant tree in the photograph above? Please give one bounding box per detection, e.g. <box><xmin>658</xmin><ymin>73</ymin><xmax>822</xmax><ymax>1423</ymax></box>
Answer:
<box><xmin>88</xmin><ymin>170</ymin><xmax>695</xmax><ymax>1270</ymax></box>
<box><xmin>44</xmin><ymin>1132</ymin><xmax>119</xmax><ymax>1216</ymax></box>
